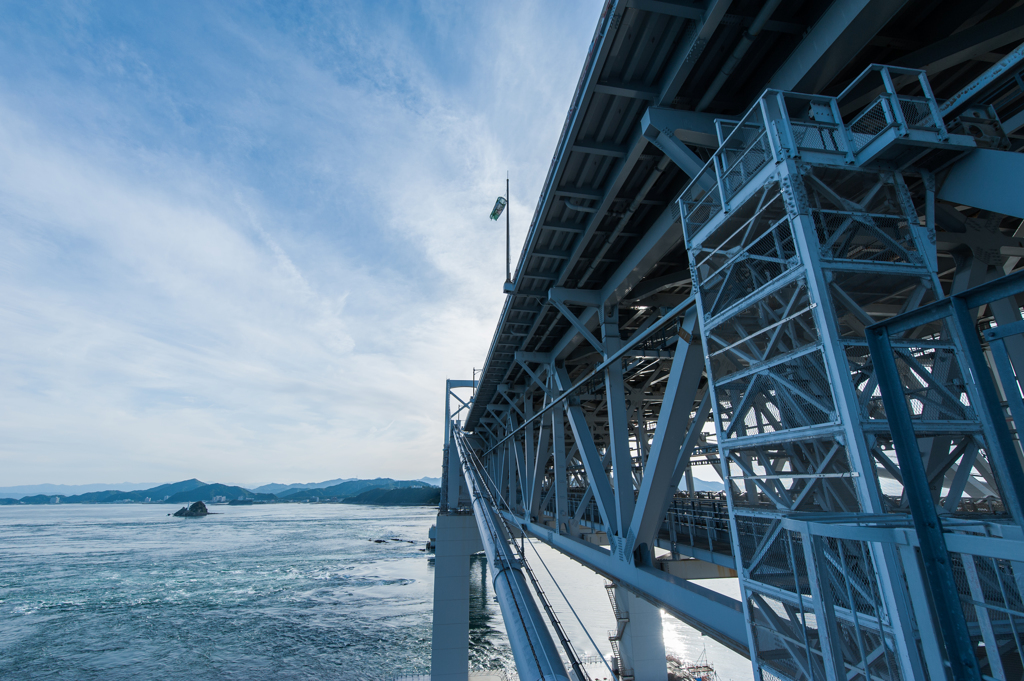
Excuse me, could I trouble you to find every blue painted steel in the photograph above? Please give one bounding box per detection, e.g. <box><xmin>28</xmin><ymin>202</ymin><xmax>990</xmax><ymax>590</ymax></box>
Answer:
<box><xmin>867</xmin><ymin>268</ymin><xmax>1024</xmax><ymax>678</ymax></box>
<box><xmin>454</xmin><ymin>430</ymin><xmax>571</xmax><ymax>681</ymax></box>
<box><xmin>864</xmin><ymin>327</ymin><xmax>981</xmax><ymax>681</ymax></box>
<box><xmin>441</xmin><ymin>3</ymin><xmax>1024</xmax><ymax>674</ymax></box>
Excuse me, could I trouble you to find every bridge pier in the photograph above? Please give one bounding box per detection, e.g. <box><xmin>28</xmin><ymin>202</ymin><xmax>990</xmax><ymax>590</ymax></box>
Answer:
<box><xmin>430</xmin><ymin>512</ymin><xmax>484</xmax><ymax>681</ymax></box>
<box><xmin>609</xmin><ymin>583</ymin><xmax>668</xmax><ymax>681</ymax></box>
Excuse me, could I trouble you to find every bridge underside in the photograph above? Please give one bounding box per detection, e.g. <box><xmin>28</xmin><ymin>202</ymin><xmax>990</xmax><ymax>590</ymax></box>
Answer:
<box><xmin>440</xmin><ymin>2</ymin><xmax>1024</xmax><ymax>680</ymax></box>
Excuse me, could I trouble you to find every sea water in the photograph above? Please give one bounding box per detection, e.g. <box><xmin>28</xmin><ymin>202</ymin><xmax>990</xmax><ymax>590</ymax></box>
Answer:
<box><xmin>0</xmin><ymin>503</ymin><xmax>750</xmax><ymax>680</ymax></box>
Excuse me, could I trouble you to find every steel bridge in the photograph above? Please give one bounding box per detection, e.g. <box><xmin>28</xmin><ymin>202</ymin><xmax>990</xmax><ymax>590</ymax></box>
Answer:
<box><xmin>431</xmin><ymin>1</ymin><xmax>1024</xmax><ymax>680</ymax></box>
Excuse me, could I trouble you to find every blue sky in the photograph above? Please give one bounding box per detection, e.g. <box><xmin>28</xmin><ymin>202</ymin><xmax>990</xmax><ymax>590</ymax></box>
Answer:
<box><xmin>0</xmin><ymin>1</ymin><xmax>603</xmax><ymax>486</ymax></box>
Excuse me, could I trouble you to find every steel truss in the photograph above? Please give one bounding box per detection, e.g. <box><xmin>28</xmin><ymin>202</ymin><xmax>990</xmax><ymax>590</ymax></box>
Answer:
<box><xmin>442</xmin><ymin>63</ymin><xmax>1024</xmax><ymax>681</ymax></box>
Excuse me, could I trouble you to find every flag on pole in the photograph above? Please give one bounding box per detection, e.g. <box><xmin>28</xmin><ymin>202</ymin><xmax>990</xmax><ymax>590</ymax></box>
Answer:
<box><xmin>489</xmin><ymin>196</ymin><xmax>507</xmax><ymax>221</ymax></box>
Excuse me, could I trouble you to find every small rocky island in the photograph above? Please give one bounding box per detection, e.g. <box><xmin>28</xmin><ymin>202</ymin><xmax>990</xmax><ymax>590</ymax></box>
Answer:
<box><xmin>173</xmin><ymin>501</ymin><xmax>209</xmax><ymax>517</ymax></box>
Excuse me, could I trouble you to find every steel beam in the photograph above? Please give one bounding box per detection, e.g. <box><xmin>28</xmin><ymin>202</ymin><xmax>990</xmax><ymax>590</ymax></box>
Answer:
<box><xmin>938</xmin><ymin>147</ymin><xmax>1024</xmax><ymax>219</ymax></box>
<box><xmin>506</xmin><ymin>513</ymin><xmax>749</xmax><ymax>657</ymax></box>
<box><xmin>893</xmin><ymin>6</ymin><xmax>1024</xmax><ymax>76</ymax></box>
<box><xmin>768</xmin><ymin>0</ymin><xmax>909</xmax><ymax>93</ymax></box>
<box><xmin>556</xmin><ymin>366</ymin><xmax>618</xmax><ymax>533</ymax></box>
<box><xmin>656</xmin><ymin>0</ymin><xmax>733</xmax><ymax>106</ymax></box>
<box><xmin>625</xmin><ymin>308</ymin><xmax>705</xmax><ymax>557</ymax></box>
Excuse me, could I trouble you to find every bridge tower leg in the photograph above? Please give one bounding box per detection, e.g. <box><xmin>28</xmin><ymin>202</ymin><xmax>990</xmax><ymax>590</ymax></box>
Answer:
<box><xmin>678</xmin><ymin>74</ymin><xmax>970</xmax><ymax>680</ymax></box>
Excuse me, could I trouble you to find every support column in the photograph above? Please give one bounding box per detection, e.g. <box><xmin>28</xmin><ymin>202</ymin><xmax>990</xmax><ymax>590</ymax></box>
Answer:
<box><xmin>614</xmin><ymin>586</ymin><xmax>668</xmax><ymax>681</ymax></box>
<box><xmin>430</xmin><ymin>512</ymin><xmax>484</xmax><ymax>681</ymax></box>
<box><xmin>552</xmin><ymin>394</ymin><xmax>569</xmax><ymax>533</ymax></box>
<box><xmin>601</xmin><ymin>303</ymin><xmax>636</xmax><ymax>547</ymax></box>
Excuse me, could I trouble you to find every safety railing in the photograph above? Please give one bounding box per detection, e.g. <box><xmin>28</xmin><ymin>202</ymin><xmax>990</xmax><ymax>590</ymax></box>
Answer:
<box><xmin>717</xmin><ymin>122</ymin><xmax>774</xmax><ymax>202</ymax></box>
<box><xmin>678</xmin><ymin>64</ymin><xmax>950</xmax><ymax>247</ymax></box>
<box><xmin>663</xmin><ymin>493</ymin><xmax>733</xmax><ymax>556</ymax></box>
<box><xmin>837</xmin><ymin>64</ymin><xmax>947</xmax><ymax>147</ymax></box>
<box><xmin>680</xmin><ymin>99</ymin><xmax>773</xmax><ymax>241</ymax></box>
<box><xmin>566</xmin><ymin>490</ymin><xmax>604</xmax><ymax>529</ymax></box>
<box><xmin>866</xmin><ymin>270</ymin><xmax>1024</xmax><ymax>680</ymax></box>
<box><xmin>846</xmin><ymin>96</ymin><xmax>896</xmax><ymax>152</ymax></box>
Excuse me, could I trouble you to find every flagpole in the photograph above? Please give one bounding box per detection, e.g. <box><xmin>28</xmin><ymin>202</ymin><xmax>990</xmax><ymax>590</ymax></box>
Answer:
<box><xmin>505</xmin><ymin>175</ymin><xmax>511</xmax><ymax>284</ymax></box>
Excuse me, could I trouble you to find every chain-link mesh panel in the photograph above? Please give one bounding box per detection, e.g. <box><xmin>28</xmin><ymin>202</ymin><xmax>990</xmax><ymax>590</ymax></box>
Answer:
<box><xmin>681</xmin><ymin>183</ymin><xmax>723</xmax><ymax>240</ymax></box>
<box><xmin>845</xmin><ymin>342</ymin><xmax>886</xmax><ymax>420</ymax></box>
<box><xmin>812</xmin><ymin>210</ymin><xmax>919</xmax><ymax>264</ymax></box>
<box><xmin>791</xmin><ymin>122</ymin><xmax>848</xmax><ymax>154</ymax></box>
<box><xmin>822</xmin><ymin>537</ymin><xmax>886</xmax><ymax>620</ymax></box>
<box><xmin>830</xmin><ymin>271</ymin><xmax>934</xmax><ymax>339</ymax></box>
<box><xmin>693</xmin><ymin>181</ymin><xmax>787</xmax><ymax>252</ymax></box>
<box><xmin>948</xmin><ymin>550</ymin><xmax>1024</xmax><ymax>678</ymax></box>
<box><xmin>816</xmin><ymin>537</ymin><xmax>905</xmax><ymax>680</ymax></box>
<box><xmin>743</xmin><ymin>441</ymin><xmax>859</xmax><ymax>512</ymax></box>
<box><xmin>704</xmin><ymin>288</ymin><xmax>817</xmax><ymax>377</ymax></box>
<box><xmin>746</xmin><ymin>528</ymin><xmax>811</xmax><ymax>596</ymax></box>
<box><xmin>737</xmin><ymin>516</ymin><xmax>780</xmax><ymax>566</ymax></box>
<box><xmin>749</xmin><ymin>593</ymin><xmax>823</xmax><ymax>681</ymax></box>
<box><xmin>896</xmin><ymin>97</ymin><xmax>937</xmax><ymax>129</ymax></box>
<box><xmin>849</xmin><ymin>98</ymin><xmax>892</xmax><ymax>151</ymax></box>
<box><xmin>727</xmin><ymin>439</ymin><xmax>860</xmax><ymax>511</ymax></box>
<box><xmin>833</xmin><ymin>619</ymin><xmax>904</xmax><ymax>681</ymax></box>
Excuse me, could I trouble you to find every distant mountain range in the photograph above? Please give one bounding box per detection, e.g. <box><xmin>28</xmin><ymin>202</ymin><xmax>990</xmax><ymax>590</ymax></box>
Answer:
<box><xmin>0</xmin><ymin>482</ymin><xmax>166</xmax><ymax>498</ymax></box>
<box><xmin>250</xmin><ymin>478</ymin><xmax>357</xmax><ymax>495</ymax></box>
<box><xmin>0</xmin><ymin>473</ymin><xmax>721</xmax><ymax>506</ymax></box>
<box><xmin>0</xmin><ymin>476</ymin><xmax>441</xmax><ymax>506</ymax></box>
<box><xmin>685</xmin><ymin>477</ymin><xmax>725</xmax><ymax>492</ymax></box>
<box><xmin>278</xmin><ymin>478</ymin><xmax>432</xmax><ymax>501</ymax></box>
<box><xmin>251</xmin><ymin>476</ymin><xmax>440</xmax><ymax>496</ymax></box>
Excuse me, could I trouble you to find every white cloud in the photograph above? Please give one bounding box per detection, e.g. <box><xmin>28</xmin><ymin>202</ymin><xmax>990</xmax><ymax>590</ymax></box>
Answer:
<box><xmin>0</xmin><ymin>1</ymin><xmax>602</xmax><ymax>486</ymax></box>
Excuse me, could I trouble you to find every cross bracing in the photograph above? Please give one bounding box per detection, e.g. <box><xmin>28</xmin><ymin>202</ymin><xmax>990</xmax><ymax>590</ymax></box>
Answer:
<box><xmin>434</xmin><ymin>2</ymin><xmax>1024</xmax><ymax>680</ymax></box>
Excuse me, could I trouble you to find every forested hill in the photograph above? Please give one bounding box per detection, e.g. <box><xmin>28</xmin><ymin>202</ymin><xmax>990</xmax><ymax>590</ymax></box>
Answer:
<box><xmin>0</xmin><ymin>477</ymin><xmax>439</xmax><ymax>506</ymax></box>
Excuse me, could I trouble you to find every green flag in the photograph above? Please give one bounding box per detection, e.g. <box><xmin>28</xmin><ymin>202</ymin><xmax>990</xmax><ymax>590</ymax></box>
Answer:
<box><xmin>489</xmin><ymin>196</ymin><xmax>507</xmax><ymax>221</ymax></box>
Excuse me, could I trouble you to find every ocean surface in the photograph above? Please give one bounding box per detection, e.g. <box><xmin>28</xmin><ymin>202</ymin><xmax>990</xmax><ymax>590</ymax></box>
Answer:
<box><xmin>0</xmin><ymin>503</ymin><xmax>750</xmax><ymax>680</ymax></box>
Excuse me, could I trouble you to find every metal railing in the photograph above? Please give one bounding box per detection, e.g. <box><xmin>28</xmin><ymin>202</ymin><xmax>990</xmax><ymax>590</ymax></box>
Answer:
<box><xmin>663</xmin><ymin>494</ymin><xmax>733</xmax><ymax>556</ymax></box>
<box><xmin>678</xmin><ymin>64</ymin><xmax>950</xmax><ymax>245</ymax></box>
